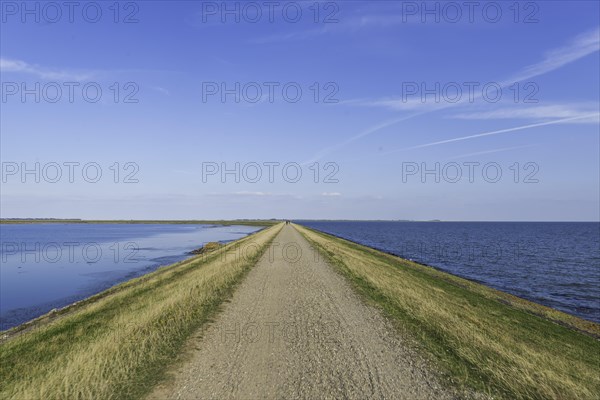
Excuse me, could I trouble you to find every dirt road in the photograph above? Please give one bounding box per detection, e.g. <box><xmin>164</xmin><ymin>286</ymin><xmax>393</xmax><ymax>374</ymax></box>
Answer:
<box><xmin>148</xmin><ymin>224</ymin><xmax>457</xmax><ymax>399</ymax></box>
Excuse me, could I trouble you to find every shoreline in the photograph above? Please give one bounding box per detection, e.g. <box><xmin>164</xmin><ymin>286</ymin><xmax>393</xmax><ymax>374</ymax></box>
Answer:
<box><xmin>0</xmin><ymin>224</ymin><xmax>283</xmax><ymax>399</ymax></box>
<box><xmin>0</xmin><ymin>225</ymin><xmax>269</xmax><ymax>340</ymax></box>
<box><xmin>302</xmin><ymin>225</ymin><xmax>599</xmax><ymax>338</ymax></box>
<box><xmin>299</xmin><ymin>225</ymin><xmax>600</xmax><ymax>331</ymax></box>
<box><xmin>2</xmin><ymin>222</ymin><xmax>598</xmax><ymax>399</ymax></box>
<box><xmin>3</xmin><ymin>222</ymin><xmax>597</xmax><ymax>339</ymax></box>
<box><xmin>296</xmin><ymin>224</ymin><xmax>600</xmax><ymax>398</ymax></box>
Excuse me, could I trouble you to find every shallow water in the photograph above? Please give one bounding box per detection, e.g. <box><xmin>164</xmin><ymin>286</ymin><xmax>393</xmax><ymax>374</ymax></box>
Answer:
<box><xmin>0</xmin><ymin>223</ymin><xmax>262</xmax><ymax>329</ymax></box>
<box><xmin>297</xmin><ymin>221</ymin><xmax>600</xmax><ymax>323</ymax></box>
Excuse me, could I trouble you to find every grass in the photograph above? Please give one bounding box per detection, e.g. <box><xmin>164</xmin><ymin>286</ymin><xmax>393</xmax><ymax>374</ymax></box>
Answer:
<box><xmin>0</xmin><ymin>223</ymin><xmax>282</xmax><ymax>400</ymax></box>
<box><xmin>0</xmin><ymin>219</ymin><xmax>278</xmax><ymax>226</ymax></box>
<box><xmin>295</xmin><ymin>224</ymin><xmax>600</xmax><ymax>400</ymax></box>
<box><xmin>189</xmin><ymin>241</ymin><xmax>223</xmax><ymax>254</ymax></box>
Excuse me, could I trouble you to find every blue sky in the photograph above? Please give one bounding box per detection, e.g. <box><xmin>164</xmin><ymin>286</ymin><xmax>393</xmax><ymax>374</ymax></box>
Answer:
<box><xmin>1</xmin><ymin>1</ymin><xmax>599</xmax><ymax>220</ymax></box>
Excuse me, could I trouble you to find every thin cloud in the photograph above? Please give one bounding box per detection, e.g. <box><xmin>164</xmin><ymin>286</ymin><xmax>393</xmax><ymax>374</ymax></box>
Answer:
<box><xmin>151</xmin><ymin>86</ymin><xmax>171</xmax><ymax>96</ymax></box>
<box><xmin>247</xmin><ymin>11</ymin><xmax>401</xmax><ymax>44</ymax></box>
<box><xmin>301</xmin><ymin>114</ymin><xmax>419</xmax><ymax>165</ymax></box>
<box><xmin>307</xmin><ymin>27</ymin><xmax>600</xmax><ymax>161</ymax></box>
<box><xmin>510</xmin><ymin>27</ymin><xmax>600</xmax><ymax>83</ymax></box>
<box><xmin>444</xmin><ymin>144</ymin><xmax>538</xmax><ymax>160</ymax></box>
<box><xmin>383</xmin><ymin>114</ymin><xmax>598</xmax><ymax>154</ymax></box>
<box><xmin>205</xmin><ymin>191</ymin><xmax>303</xmax><ymax>200</ymax></box>
<box><xmin>247</xmin><ymin>4</ymin><xmax>443</xmax><ymax>44</ymax></box>
<box><xmin>349</xmin><ymin>97</ymin><xmax>448</xmax><ymax>112</ymax></box>
<box><xmin>248</xmin><ymin>26</ymin><xmax>331</xmax><ymax>44</ymax></box>
<box><xmin>234</xmin><ymin>191</ymin><xmax>271</xmax><ymax>196</ymax></box>
<box><xmin>321</xmin><ymin>192</ymin><xmax>342</xmax><ymax>197</ymax></box>
<box><xmin>354</xmin><ymin>27</ymin><xmax>600</xmax><ymax>112</ymax></box>
<box><xmin>0</xmin><ymin>58</ymin><xmax>95</xmax><ymax>81</ymax></box>
<box><xmin>453</xmin><ymin>104</ymin><xmax>600</xmax><ymax>124</ymax></box>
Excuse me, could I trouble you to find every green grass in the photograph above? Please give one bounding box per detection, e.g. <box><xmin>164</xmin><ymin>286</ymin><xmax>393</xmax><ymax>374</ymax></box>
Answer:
<box><xmin>296</xmin><ymin>224</ymin><xmax>600</xmax><ymax>400</ymax></box>
<box><xmin>0</xmin><ymin>223</ymin><xmax>282</xmax><ymax>400</ymax></box>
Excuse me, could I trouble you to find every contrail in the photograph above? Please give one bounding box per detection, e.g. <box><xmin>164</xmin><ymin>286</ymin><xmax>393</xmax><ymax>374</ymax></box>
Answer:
<box><xmin>305</xmin><ymin>27</ymin><xmax>600</xmax><ymax>162</ymax></box>
<box><xmin>382</xmin><ymin>113</ymin><xmax>599</xmax><ymax>154</ymax></box>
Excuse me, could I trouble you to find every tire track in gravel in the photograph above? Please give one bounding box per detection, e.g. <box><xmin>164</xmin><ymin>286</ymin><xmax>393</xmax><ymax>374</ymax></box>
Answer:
<box><xmin>147</xmin><ymin>224</ymin><xmax>460</xmax><ymax>400</ymax></box>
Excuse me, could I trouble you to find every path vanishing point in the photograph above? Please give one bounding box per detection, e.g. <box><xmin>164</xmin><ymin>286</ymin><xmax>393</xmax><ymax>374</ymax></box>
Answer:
<box><xmin>148</xmin><ymin>224</ymin><xmax>458</xmax><ymax>400</ymax></box>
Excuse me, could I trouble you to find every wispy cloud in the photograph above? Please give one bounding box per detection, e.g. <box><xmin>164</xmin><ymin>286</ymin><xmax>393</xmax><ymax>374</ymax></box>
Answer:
<box><xmin>248</xmin><ymin>26</ymin><xmax>331</xmax><ymax>44</ymax></box>
<box><xmin>233</xmin><ymin>191</ymin><xmax>271</xmax><ymax>197</ymax></box>
<box><xmin>383</xmin><ymin>113</ymin><xmax>597</xmax><ymax>154</ymax></box>
<box><xmin>307</xmin><ymin>27</ymin><xmax>600</xmax><ymax>162</ymax></box>
<box><xmin>301</xmin><ymin>115</ymin><xmax>419</xmax><ymax>165</ymax></box>
<box><xmin>444</xmin><ymin>144</ymin><xmax>538</xmax><ymax>160</ymax></box>
<box><xmin>151</xmin><ymin>86</ymin><xmax>171</xmax><ymax>96</ymax></box>
<box><xmin>509</xmin><ymin>27</ymin><xmax>600</xmax><ymax>83</ymax></box>
<box><xmin>247</xmin><ymin>2</ymin><xmax>453</xmax><ymax>44</ymax></box>
<box><xmin>207</xmin><ymin>191</ymin><xmax>302</xmax><ymax>199</ymax></box>
<box><xmin>453</xmin><ymin>104</ymin><xmax>600</xmax><ymax>124</ymax></box>
<box><xmin>0</xmin><ymin>58</ymin><xmax>95</xmax><ymax>81</ymax></box>
<box><xmin>247</xmin><ymin>8</ymin><xmax>403</xmax><ymax>44</ymax></box>
<box><xmin>353</xmin><ymin>27</ymin><xmax>600</xmax><ymax>113</ymax></box>
<box><xmin>321</xmin><ymin>192</ymin><xmax>342</xmax><ymax>197</ymax></box>
<box><xmin>345</xmin><ymin>97</ymin><xmax>447</xmax><ymax>112</ymax></box>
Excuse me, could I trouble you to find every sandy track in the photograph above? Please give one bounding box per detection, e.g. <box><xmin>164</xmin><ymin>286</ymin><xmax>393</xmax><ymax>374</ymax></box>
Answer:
<box><xmin>148</xmin><ymin>224</ymin><xmax>457</xmax><ymax>399</ymax></box>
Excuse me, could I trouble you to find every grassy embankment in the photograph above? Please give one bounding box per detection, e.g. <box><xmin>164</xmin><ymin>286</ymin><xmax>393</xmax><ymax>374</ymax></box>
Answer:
<box><xmin>0</xmin><ymin>223</ymin><xmax>282</xmax><ymax>400</ymax></box>
<box><xmin>0</xmin><ymin>219</ymin><xmax>278</xmax><ymax>226</ymax></box>
<box><xmin>296</xmin><ymin>224</ymin><xmax>600</xmax><ymax>400</ymax></box>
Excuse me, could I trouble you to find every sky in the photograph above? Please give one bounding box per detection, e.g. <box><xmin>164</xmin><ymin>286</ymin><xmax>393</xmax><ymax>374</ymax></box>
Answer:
<box><xmin>0</xmin><ymin>0</ymin><xmax>599</xmax><ymax>221</ymax></box>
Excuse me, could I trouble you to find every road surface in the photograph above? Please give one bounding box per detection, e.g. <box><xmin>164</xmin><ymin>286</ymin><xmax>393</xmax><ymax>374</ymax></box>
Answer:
<box><xmin>148</xmin><ymin>224</ymin><xmax>458</xmax><ymax>399</ymax></box>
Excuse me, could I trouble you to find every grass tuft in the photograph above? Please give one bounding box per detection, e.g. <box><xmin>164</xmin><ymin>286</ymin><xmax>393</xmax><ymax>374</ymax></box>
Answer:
<box><xmin>0</xmin><ymin>223</ymin><xmax>282</xmax><ymax>400</ymax></box>
<box><xmin>296</xmin><ymin>224</ymin><xmax>600</xmax><ymax>400</ymax></box>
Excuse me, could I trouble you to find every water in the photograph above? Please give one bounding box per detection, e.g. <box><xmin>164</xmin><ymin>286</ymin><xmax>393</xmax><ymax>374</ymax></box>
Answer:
<box><xmin>297</xmin><ymin>221</ymin><xmax>600</xmax><ymax>323</ymax></box>
<box><xmin>0</xmin><ymin>223</ymin><xmax>262</xmax><ymax>330</ymax></box>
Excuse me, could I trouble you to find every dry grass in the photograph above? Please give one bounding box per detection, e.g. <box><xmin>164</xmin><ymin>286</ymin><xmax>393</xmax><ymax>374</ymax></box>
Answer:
<box><xmin>296</xmin><ymin>224</ymin><xmax>600</xmax><ymax>400</ymax></box>
<box><xmin>0</xmin><ymin>223</ymin><xmax>282</xmax><ymax>400</ymax></box>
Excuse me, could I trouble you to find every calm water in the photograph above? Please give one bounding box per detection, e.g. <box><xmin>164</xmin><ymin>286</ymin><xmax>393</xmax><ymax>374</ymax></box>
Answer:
<box><xmin>0</xmin><ymin>223</ymin><xmax>262</xmax><ymax>330</ymax></box>
<box><xmin>298</xmin><ymin>221</ymin><xmax>600</xmax><ymax>323</ymax></box>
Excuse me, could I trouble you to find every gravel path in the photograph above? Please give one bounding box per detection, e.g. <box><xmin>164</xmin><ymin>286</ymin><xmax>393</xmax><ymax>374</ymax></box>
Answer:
<box><xmin>147</xmin><ymin>224</ymin><xmax>459</xmax><ymax>399</ymax></box>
